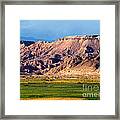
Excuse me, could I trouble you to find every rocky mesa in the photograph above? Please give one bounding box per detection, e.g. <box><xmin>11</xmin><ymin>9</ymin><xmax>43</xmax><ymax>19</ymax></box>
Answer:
<box><xmin>20</xmin><ymin>35</ymin><xmax>100</xmax><ymax>78</ymax></box>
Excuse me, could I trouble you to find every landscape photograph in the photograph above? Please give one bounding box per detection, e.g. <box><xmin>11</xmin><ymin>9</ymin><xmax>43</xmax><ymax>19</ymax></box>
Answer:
<box><xmin>20</xmin><ymin>20</ymin><xmax>100</xmax><ymax>100</ymax></box>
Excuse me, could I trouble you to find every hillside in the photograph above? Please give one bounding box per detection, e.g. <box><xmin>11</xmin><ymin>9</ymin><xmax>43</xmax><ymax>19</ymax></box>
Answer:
<box><xmin>20</xmin><ymin>35</ymin><xmax>100</xmax><ymax>78</ymax></box>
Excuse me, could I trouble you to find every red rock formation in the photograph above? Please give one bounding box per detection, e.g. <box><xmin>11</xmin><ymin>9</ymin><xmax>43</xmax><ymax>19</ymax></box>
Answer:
<box><xmin>20</xmin><ymin>35</ymin><xmax>100</xmax><ymax>76</ymax></box>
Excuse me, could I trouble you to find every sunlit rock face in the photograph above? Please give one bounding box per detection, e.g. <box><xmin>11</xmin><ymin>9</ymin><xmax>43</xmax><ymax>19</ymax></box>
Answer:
<box><xmin>20</xmin><ymin>35</ymin><xmax>100</xmax><ymax>76</ymax></box>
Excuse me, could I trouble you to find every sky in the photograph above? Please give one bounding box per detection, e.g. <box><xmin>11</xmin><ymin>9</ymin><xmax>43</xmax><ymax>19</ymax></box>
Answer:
<box><xmin>20</xmin><ymin>20</ymin><xmax>100</xmax><ymax>42</ymax></box>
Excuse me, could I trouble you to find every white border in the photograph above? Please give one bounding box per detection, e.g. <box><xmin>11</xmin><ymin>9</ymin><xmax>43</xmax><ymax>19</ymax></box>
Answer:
<box><xmin>5</xmin><ymin>5</ymin><xmax>115</xmax><ymax>115</ymax></box>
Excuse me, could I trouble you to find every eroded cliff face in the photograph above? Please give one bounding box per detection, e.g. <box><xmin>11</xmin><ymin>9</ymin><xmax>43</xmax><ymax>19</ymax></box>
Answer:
<box><xmin>20</xmin><ymin>35</ymin><xmax>100</xmax><ymax>77</ymax></box>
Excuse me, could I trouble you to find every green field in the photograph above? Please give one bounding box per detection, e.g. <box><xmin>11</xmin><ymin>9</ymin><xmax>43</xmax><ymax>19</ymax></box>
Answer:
<box><xmin>20</xmin><ymin>76</ymin><xmax>100</xmax><ymax>100</ymax></box>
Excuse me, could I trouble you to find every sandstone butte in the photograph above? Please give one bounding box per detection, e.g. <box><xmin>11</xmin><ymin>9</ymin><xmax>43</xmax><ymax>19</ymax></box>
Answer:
<box><xmin>20</xmin><ymin>35</ymin><xmax>100</xmax><ymax>79</ymax></box>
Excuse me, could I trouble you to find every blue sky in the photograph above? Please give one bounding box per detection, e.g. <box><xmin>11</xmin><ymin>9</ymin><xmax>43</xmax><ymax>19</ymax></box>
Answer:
<box><xmin>20</xmin><ymin>20</ymin><xmax>100</xmax><ymax>42</ymax></box>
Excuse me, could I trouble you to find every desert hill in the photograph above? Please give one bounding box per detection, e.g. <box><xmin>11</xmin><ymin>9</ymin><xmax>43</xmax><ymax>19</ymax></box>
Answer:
<box><xmin>20</xmin><ymin>35</ymin><xmax>100</xmax><ymax>78</ymax></box>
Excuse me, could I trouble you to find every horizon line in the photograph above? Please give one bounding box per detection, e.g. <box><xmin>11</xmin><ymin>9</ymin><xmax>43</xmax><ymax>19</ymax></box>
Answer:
<box><xmin>20</xmin><ymin>34</ymin><xmax>100</xmax><ymax>41</ymax></box>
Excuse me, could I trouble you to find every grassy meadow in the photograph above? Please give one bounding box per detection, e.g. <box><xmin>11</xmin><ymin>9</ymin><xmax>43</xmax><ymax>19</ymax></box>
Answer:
<box><xmin>20</xmin><ymin>75</ymin><xmax>100</xmax><ymax>100</ymax></box>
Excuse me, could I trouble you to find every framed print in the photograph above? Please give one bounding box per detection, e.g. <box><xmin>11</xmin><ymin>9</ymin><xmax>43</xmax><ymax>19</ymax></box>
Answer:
<box><xmin>0</xmin><ymin>0</ymin><xmax>119</xmax><ymax>119</ymax></box>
